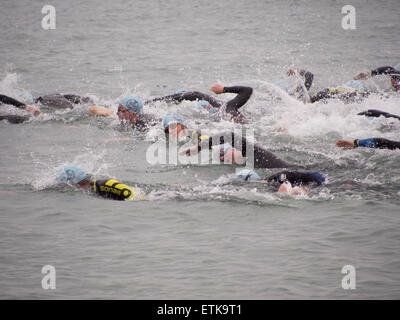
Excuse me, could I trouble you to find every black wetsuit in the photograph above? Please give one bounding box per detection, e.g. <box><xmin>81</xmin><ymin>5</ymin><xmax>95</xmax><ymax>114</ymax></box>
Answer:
<box><xmin>266</xmin><ymin>170</ymin><xmax>324</xmax><ymax>186</ymax></box>
<box><xmin>371</xmin><ymin>66</ymin><xmax>400</xmax><ymax>84</ymax></box>
<box><xmin>358</xmin><ymin>109</ymin><xmax>400</xmax><ymax>121</ymax></box>
<box><xmin>147</xmin><ymin>86</ymin><xmax>253</xmax><ymax>117</ymax></box>
<box><xmin>34</xmin><ymin>94</ymin><xmax>93</xmax><ymax>109</ymax></box>
<box><xmin>354</xmin><ymin>138</ymin><xmax>400</xmax><ymax>150</ymax></box>
<box><xmin>192</xmin><ymin>131</ymin><xmax>298</xmax><ymax>169</ymax></box>
<box><xmin>310</xmin><ymin>88</ymin><xmax>370</xmax><ymax>103</ymax></box>
<box><xmin>0</xmin><ymin>94</ymin><xmax>31</xmax><ymax>123</ymax></box>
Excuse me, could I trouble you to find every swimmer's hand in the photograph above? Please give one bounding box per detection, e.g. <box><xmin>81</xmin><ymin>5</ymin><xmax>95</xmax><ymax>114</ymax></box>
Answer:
<box><xmin>179</xmin><ymin>145</ymin><xmax>199</xmax><ymax>156</ymax></box>
<box><xmin>286</xmin><ymin>68</ymin><xmax>298</xmax><ymax>76</ymax></box>
<box><xmin>335</xmin><ymin>139</ymin><xmax>355</xmax><ymax>150</ymax></box>
<box><xmin>354</xmin><ymin>70</ymin><xmax>371</xmax><ymax>80</ymax></box>
<box><xmin>211</xmin><ymin>84</ymin><xmax>224</xmax><ymax>94</ymax></box>
<box><xmin>88</xmin><ymin>105</ymin><xmax>113</xmax><ymax>117</ymax></box>
<box><xmin>278</xmin><ymin>182</ymin><xmax>309</xmax><ymax>195</ymax></box>
<box><xmin>26</xmin><ymin>105</ymin><xmax>41</xmax><ymax>116</ymax></box>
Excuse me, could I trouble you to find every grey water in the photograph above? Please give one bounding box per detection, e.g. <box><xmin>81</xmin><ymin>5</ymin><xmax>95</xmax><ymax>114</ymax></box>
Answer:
<box><xmin>1</xmin><ymin>0</ymin><xmax>400</xmax><ymax>299</ymax></box>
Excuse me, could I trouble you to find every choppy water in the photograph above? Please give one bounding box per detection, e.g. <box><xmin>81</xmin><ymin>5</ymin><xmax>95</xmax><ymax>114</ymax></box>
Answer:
<box><xmin>1</xmin><ymin>0</ymin><xmax>400</xmax><ymax>299</ymax></box>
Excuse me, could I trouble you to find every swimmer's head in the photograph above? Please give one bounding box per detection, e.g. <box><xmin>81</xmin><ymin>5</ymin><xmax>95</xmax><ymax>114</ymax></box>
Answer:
<box><xmin>234</xmin><ymin>169</ymin><xmax>261</xmax><ymax>181</ymax></box>
<box><xmin>163</xmin><ymin>114</ymin><xmax>188</xmax><ymax>138</ymax></box>
<box><xmin>56</xmin><ymin>165</ymin><xmax>88</xmax><ymax>185</ymax></box>
<box><xmin>197</xmin><ymin>100</ymin><xmax>216</xmax><ymax>114</ymax></box>
<box><xmin>118</xmin><ymin>95</ymin><xmax>143</xmax><ymax>114</ymax></box>
<box><xmin>390</xmin><ymin>77</ymin><xmax>400</xmax><ymax>91</ymax></box>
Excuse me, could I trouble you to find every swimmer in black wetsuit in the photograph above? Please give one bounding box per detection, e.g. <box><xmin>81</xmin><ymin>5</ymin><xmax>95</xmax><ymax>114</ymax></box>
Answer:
<box><xmin>234</xmin><ymin>168</ymin><xmax>325</xmax><ymax>195</ymax></box>
<box><xmin>56</xmin><ymin>165</ymin><xmax>145</xmax><ymax>201</ymax></box>
<box><xmin>163</xmin><ymin>114</ymin><xmax>302</xmax><ymax>169</ymax></box>
<box><xmin>0</xmin><ymin>94</ymin><xmax>41</xmax><ymax>123</ymax></box>
<box><xmin>147</xmin><ymin>84</ymin><xmax>253</xmax><ymax>124</ymax></box>
<box><xmin>312</xmin><ymin>64</ymin><xmax>400</xmax><ymax>104</ymax></box>
<box><xmin>357</xmin><ymin>109</ymin><xmax>400</xmax><ymax>121</ymax></box>
<box><xmin>354</xmin><ymin>64</ymin><xmax>400</xmax><ymax>91</ymax></box>
<box><xmin>336</xmin><ymin>137</ymin><xmax>400</xmax><ymax>150</ymax></box>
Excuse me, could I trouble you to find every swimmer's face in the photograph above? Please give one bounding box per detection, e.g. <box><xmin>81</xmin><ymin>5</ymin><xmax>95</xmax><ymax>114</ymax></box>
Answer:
<box><xmin>168</xmin><ymin>123</ymin><xmax>188</xmax><ymax>138</ymax></box>
<box><xmin>76</xmin><ymin>178</ymin><xmax>91</xmax><ymax>189</ymax></box>
<box><xmin>390</xmin><ymin>78</ymin><xmax>400</xmax><ymax>91</ymax></box>
<box><xmin>117</xmin><ymin>105</ymin><xmax>138</xmax><ymax>123</ymax></box>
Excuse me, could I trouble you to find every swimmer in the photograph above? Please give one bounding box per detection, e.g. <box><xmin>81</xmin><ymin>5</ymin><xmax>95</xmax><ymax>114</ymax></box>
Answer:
<box><xmin>354</xmin><ymin>64</ymin><xmax>400</xmax><ymax>91</ymax></box>
<box><xmin>116</xmin><ymin>95</ymin><xmax>160</xmax><ymax>131</ymax></box>
<box><xmin>357</xmin><ymin>109</ymin><xmax>400</xmax><ymax>121</ymax></box>
<box><xmin>335</xmin><ymin>138</ymin><xmax>400</xmax><ymax>150</ymax></box>
<box><xmin>234</xmin><ymin>168</ymin><xmax>326</xmax><ymax>195</ymax></box>
<box><xmin>168</xmin><ymin>115</ymin><xmax>305</xmax><ymax>168</ymax></box>
<box><xmin>0</xmin><ymin>94</ymin><xmax>41</xmax><ymax>123</ymax></box>
<box><xmin>147</xmin><ymin>84</ymin><xmax>253</xmax><ymax>124</ymax></box>
<box><xmin>309</xmin><ymin>80</ymin><xmax>370</xmax><ymax>104</ymax></box>
<box><xmin>56</xmin><ymin>165</ymin><xmax>144</xmax><ymax>201</ymax></box>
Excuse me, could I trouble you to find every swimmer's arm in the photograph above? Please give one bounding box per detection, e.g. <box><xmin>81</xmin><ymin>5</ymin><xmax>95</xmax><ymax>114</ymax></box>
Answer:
<box><xmin>371</xmin><ymin>66</ymin><xmax>398</xmax><ymax>77</ymax></box>
<box><xmin>0</xmin><ymin>94</ymin><xmax>41</xmax><ymax>115</ymax></box>
<box><xmin>357</xmin><ymin>109</ymin><xmax>400</xmax><ymax>121</ymax></box>
<box><xmin>88</xmin><ymin>105</ymin><xmax>113</xmax><ymax>116</ymax></box>
<box><xmin>211</xmin><ymin>84</ymin><xmax>252</xmax><ymax>112</ymax></box>
<box><xmin>0</xmin><ymin>94</ymin><xmax>26</xmax><ymax>109</ymax></box>
<box><xmin>355</xmin><ymin>66</ymin><xmax>398</xmax><ymax>80</ymax></box>
<box><xmin>287</xmin><ymin>68</ymin><xmax>314</xmax><ymax>91</ymax></box>
<box><xmin>336</xmin><ymin>138</ymin><xmax>400</xmax><ymax>150</ymax></box>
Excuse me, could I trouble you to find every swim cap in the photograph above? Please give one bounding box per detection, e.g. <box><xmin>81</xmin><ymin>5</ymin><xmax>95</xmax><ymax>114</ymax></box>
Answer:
<box><xmin>56</xmin><ymin>165</ymin><xmax>88</xmax><ymax>185</ymax></box>
<box><xmin>394</xmin><ymin>63</ymin><xmax>400</xmax><ymax>71</ymax></box>
<box><xmin>173</xmin><ymin>89</ymin><xmax>187</xmax><ymax>94</ymax></box>
<box><xmin>118</xmin><ymin>95</ymin><xmax>143</xmax><ymax>114</ymax></box>
<box><xmin>274</xmin><ymin>80</ymin><xmax>289</xmax><ymax>92</ymax></box>
<box><xmin>163</xmin><ymin>114</ymin><xmax>188</xmax><ymax>130</ymax></box>
<box><xmin>197</xmin><ymin>100</ymin><xmax>216</xmax><ymax>114</ymax></box>
<box><xmin>234</xmin><ymin>169</ymin><xmax>261</xmax><ymax>181</ymax></box>
<box><xmin>344</xmin><ymin>80</ymin><xmax>365</xmax><ymax>91</ymax></box>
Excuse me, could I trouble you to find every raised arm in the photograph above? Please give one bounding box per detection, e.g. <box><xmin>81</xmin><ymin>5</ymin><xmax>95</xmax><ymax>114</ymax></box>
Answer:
<box><xmin>211</xmin><ymin>84</ymin><xmax>253</xmax><ymax>116</ymax></box>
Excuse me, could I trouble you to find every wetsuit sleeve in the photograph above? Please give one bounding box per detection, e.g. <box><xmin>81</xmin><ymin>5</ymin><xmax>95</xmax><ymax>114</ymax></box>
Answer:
<box><xmin>298</xmin><ymin>69</ymin><xmax>314</xmax><ymax>91</ymax></box>
<box><xmin>371</xmin><ymin>66</ymin><xmax>399</xmax><ymax>76</ymax></box>
<box><xmin>0</xmin><ymin>115</ymin><xmax>30</xmax><ymax>124</ymax></box>
<box><xmin>63</xmin><ymin>94</ymin><xmax>93</xmax><ymax>104</ymax></box>
<box><xmin>357</xmin><ymin>109</ymin><xmax>400</xmax><ymax>121</ymax></box>
<box><xmin>267</xmin><ymin>171</ymin><xmax>325</xmax><ymax>186</ymax></box>
<box><xmin>147</xmin><ymin>91</ymin><xmax>222</xmax><ymax>108</ymax></box>
<box><xmin>0</xmin><ymin>94</ymin><xmax>26</xmax><ymax>109</ymax></box>
<box><xmin>92</xmin><ymin>179</ymin><xmax>135</xmax><ymax>201</ymax></box>
<box><xmin>355</xmin><ymin>138</ymin><xmax>400</xmax><ymax>150</ymax></box>
<box><xmin>222</xmin><ymin>86</ymin><xmax>253</xmax><ymax>116</ymax></box>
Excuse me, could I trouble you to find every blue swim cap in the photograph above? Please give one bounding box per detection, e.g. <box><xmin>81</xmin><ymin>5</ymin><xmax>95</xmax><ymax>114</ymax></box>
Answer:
<box><xmin>308</xmin><ymin>172</ymin><xmax>326</xmax><ymax>184</ymax></box>
<box><xmin>56</xmin><ymin>165</ymin><xmax>88</xmax><ymax>185</ymax></box>
<box><xmin>118</xmin><ymin>95</ymin><xmax>143</xmax><ymax>114</ymax></box>
<box><xmin>173</xmin><ymin>89</ymin><xmax>187</xmax><ymax>94</ymax></box>
<box><xmin>345</xmin><ymin>80</ymin><xmax>365</xmax><ymax>91</ymax></box>
<box><xmin>163</xmin><ymin>114</ymin><xmax>188</xmax><ymax>130</ymax></box>
<box><xmin>235</xmin><ymin>169</ymin><xmax>261</xmax><ymax>181</ymax></box>
<box><xmin>274</xmin><ymin>80</ymin><xmax>289</xmax><ymax>92</ymax></box>
<box><xmin>197</xmin><ymin>100</ymin><xmax>216</xmax><ymax>114</ymax></box>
